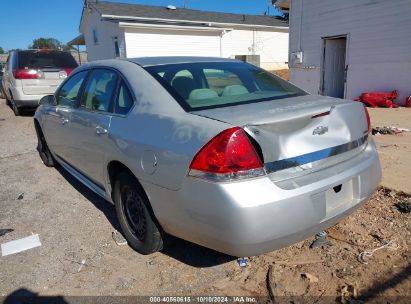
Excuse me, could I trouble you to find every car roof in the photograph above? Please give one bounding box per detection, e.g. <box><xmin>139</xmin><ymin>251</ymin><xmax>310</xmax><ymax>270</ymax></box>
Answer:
<box><xmin>127</xmin><ymin>56</ymin><xmax>241</xmax><ymax>67</ymax></box>
<box><xmin>13</xmin><ymin>49</ymin><xmax>73</xmax><ymax>55</ymax></box>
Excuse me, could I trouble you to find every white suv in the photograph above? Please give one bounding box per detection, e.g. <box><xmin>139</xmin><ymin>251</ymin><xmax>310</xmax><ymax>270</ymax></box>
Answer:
<box><xmin>1</xmin><ymin>49</ymin><xmax>78</xmax><ymax>115</ymax></box>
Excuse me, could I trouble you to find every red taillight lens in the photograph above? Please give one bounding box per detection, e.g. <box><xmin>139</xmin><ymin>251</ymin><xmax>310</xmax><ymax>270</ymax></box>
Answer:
<box><xmin>13</xmin><ymin>69</ymin><xmax>39</xmax><ymax>79</ymax></box>
<box><xmin>363</xmin><ymin>106</ymin><xmax>371</xmax><ymax>133</ymax></box>
<box><xmin>65</xmin><ymin>68</ymin><xmax>73</xmax><ymax>76</ymax></box>
<box><xmin>189</xmin><ymin>127</ymin><xmax>263</xmax><ymax>177</ymax></box>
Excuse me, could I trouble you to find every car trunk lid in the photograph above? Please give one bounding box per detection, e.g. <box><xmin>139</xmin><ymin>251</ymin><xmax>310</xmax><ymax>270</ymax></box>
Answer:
<box><xmin>192</xmin><ymin>95</ymin><xmax>369</xmax><ymax>180</ymax></box>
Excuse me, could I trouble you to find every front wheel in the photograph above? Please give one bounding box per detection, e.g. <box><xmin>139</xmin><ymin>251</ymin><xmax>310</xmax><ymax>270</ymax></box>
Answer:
<box><xmin>113</xmin><ymin>172</ymin><xmax>165</xmax><ymax>255</ymax></box>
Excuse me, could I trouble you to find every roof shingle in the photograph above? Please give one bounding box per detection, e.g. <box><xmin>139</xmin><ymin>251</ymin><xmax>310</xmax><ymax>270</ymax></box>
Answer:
<box><xmin>93</xmin><ymin>1</ymin><xmax>287</xmax><ymax>28</ymax></box>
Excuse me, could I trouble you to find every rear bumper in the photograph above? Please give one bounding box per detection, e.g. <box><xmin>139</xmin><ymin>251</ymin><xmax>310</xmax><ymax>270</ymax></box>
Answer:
<box><xmin>14</xmin><ymin>99</ymin><xmax>40</xmax><ymax>108</ymax></box>
<box><xmin>10</xmin><ymin>86</ymin><xmax>42</xmax><ymax>108</ymax></box>
<box><xmin>144</xmin><ymin>140</ymin><xmax>381</xmax><ymax>257</ymax></box>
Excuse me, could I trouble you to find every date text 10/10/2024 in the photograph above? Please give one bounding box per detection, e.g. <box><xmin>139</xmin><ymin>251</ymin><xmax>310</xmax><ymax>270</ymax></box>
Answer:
<box><xmin>149</xmin><ymin>296</ymin><xmax>258</xmax><ymax>303</ymax></box>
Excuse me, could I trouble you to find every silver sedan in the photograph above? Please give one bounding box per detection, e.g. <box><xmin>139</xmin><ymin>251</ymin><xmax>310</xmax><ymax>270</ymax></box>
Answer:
<box><xmin>34</xmin><ymin>57</ymin><xmax>381</xmax><ymax>256</ymax></box>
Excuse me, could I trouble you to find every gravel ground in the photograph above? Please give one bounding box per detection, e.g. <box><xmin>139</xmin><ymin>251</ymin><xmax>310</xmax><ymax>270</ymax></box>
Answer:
<box><xmin>368</xmin><ymin>107</ymin><xmax>411</xmax><ymax>194</ymax></box>
<box><xmin>0</xmin><ymin>99</ymin><xmax>409</xmax><ymax>303</ymax></box>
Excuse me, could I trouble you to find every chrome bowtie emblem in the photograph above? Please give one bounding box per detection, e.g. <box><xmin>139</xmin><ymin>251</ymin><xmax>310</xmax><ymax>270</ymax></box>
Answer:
<box><xmin>312</xmin><ymin>126</ymin><xmax>328</xmax><ymax>135</ymax></box>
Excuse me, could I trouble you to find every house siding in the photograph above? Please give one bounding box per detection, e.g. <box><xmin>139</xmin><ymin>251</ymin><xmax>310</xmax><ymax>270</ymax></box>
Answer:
<box><xmin>289</xmin><ymin>0</ymin><xmax>411</xmax><ymax>104</ymax></box>
<box><xmin>124</xmin><ymin>28</ymin><xmax>289</xmax><ymax>70</ymax></box>
<box><xmin>81</xmin><ymin>6</ymin><xmax>289</xmax><ymax>71</ymax></box>
<box><xmin>82</xmin><ymin>9</ymin><xmax>126</xmax><ymax>61</ymax></box>
<box><xmin>221</xmin><ymin>30</ymin><xmax>289</xmax><ymax>70</ymax></box>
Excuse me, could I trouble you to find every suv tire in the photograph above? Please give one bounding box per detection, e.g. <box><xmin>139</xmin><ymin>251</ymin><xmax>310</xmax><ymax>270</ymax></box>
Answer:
<box><xmin>10</xmin><ymin>95</ymin><xmax>21</xmax><ymax>116</ymax></box>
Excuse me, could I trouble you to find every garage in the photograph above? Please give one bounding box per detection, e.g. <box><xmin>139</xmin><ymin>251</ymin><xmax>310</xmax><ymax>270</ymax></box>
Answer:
<box><xmin>123</xmin><ymin>25</ymin><xmax>223</xmax><ymax>58</ymax></box>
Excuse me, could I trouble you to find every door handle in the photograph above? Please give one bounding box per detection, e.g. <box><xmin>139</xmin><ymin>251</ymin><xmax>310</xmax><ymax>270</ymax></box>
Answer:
<box><xmin>60</xmin><ymin>118</ymin><xmax>70</xmax><ymax>125</ymax></box>
<box><xmin>95</xmin><ymin>126</ymin><xmax>108</xmax><ymax>135</ymax></box>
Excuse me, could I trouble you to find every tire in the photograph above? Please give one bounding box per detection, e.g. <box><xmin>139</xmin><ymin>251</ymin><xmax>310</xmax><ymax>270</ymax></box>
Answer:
<box><xmin>113</xmin><ymin>172</ymin><xmax>164</xmax><ymax>254</ymax></box>
<box><xmin>5</xmin><ymin>93</ymin><xmax>11</xmax><ymax>106</ymax></box>
<box><xmin>35</xmin><ymin>125</ymin><xmax>56</xmax><ymax>167</ymax></box>
<box><xmin>10</xmin><ymin>96</ymin><xmax>21</xmax><ymax>116</ymax></box>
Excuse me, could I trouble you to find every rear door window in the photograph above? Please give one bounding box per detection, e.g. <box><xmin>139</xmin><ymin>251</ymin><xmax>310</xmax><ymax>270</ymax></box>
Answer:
<box><xmin>114</xmin><ymin>80</ymin><xmax>134</xmax><ymax>115</ymax></box>
<box><xmin>18</xmin><ymin>51</ymin><xmax>78</xmax><ymax>69</ymax></box>
<box><xmin>80</xmin><ymin>69</ymin><xmax>118</xmax><ymax>113</ymax></box>
<box><xmin>56</xmin><ymin>71</ymin><xmax>88</xmax><ymax>107</ymax></box>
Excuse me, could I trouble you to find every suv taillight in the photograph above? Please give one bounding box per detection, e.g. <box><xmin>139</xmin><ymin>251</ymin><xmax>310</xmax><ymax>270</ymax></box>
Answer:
<box><xmin>13</xmin><ymin>69</ymin><xmax>39</xmax><ymax>79</ymax></box>
<box><xmin>188</xmin><ymin>127</ymin><xmax>265</xmax><ymax>181</ymax></box>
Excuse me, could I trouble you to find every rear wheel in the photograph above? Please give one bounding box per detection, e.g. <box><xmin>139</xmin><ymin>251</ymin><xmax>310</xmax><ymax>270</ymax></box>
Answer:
<box><xmin>113</xmin><ymin>172</ymin><xmax>164</xmax><ymax>254</ymax></box>
<box><xmin>10</xmin><ymin>94</ymin><xmax>21</xmax><ymax>116</ymax></box>
<box><xmin>35</xmin><ymin>125</ymin><xmax>56</xmax><ymax>167</ymax></box>
<box><xmin>4</xmin><ymin>90</ymin><xmax>11</xmax><ymax>106</ymax></box>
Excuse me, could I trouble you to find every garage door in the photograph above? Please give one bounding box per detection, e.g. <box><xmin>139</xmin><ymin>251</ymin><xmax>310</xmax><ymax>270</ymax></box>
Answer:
<box><xmin>125</xmin><ymin>28</ymin><xmax>222</xmax><ymax>58</ymax></box>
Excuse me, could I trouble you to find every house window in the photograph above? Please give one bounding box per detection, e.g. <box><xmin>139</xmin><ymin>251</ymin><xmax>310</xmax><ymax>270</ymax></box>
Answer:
<box><xmin>92</xmin><ymin>29</ymin><xmax>99</xmax><ymax>45</ymax></box>
<box><xmin>113</xmin><ymin>37</ymin><xmax>120</xmax><ymax>57</ymax></box>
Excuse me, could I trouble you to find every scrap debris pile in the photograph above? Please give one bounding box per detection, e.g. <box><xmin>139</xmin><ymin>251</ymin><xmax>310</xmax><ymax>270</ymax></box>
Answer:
<box><xmin>355</xmin><ymin>90</ymin><xmax>399</xmax><ymax>108</ymax></box>
<box><xmin>355</xmin><ymin>90</ymin><xmax>411</xmax><ymax>108</ymax></box>
<box><xmin>372</xmin><ymin>126</ymin><xmax>410</xmax><ymax>136</ymax></box>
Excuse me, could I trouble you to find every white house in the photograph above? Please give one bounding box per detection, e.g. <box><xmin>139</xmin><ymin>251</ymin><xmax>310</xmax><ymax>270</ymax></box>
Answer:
<box><xmin>274</xmin><ymin>0</ymin><xmax>411</xmax><ymax>104</ymax></box>
<box><xmin>70</xmin><ymin>0</ymin><xmax>289</xmax><ymax>70</ymax></box>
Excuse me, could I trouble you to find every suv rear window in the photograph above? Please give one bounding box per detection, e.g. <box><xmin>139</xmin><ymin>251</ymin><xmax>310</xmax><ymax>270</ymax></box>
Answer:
<box><xmin>18</xmin><ymin>50</ymin><xmax>78</xmax><ymax>70</ymax></box>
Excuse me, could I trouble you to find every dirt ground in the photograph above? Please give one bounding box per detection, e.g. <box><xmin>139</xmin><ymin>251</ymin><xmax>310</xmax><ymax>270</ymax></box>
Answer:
<box><xmin>368</xmin><ymin>107</ymin><xmax>411</xmax><ymax>194</ymax></box>
<box><xmin>271</xmin><ymin>69</ymin><xmax>289</xmax><ymax>81</ymax></box>
<box><xmin>0</xmin><ymin>99</ymin><xmax>410</xmax><ymax>303</ymax></box>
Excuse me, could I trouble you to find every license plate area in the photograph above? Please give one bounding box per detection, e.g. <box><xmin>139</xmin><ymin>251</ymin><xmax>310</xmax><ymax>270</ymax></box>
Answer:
<box><xmin>43</xmin><ymin>72</ymin><xmax>60</xmax><ymax>79</ymax></box>
<box><xmin>325</xmin><ymin>180</ymin><xmax>353</xmax><ymax>214</ymax></box>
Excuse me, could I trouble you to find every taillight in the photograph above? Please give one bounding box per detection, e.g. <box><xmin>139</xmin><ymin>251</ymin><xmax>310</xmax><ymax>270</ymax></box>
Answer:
<box><xmin>363</xmin><ymin>106</ymin><xmax>371</xmax><ymax>133</ymax></box>
<box><xmin>188</xmin><ymin>127</ymin><xmax>265</xmax><ymax>181</ymax></box>
<box><xmin>13</xmin><ymin>69</ymin><xmax>39</xmax><ymax>79</ymax></box>
<box><xmin>59</xmin><ymin>69</ymin><xmax>73</xmax><ymax>79</ymax></box>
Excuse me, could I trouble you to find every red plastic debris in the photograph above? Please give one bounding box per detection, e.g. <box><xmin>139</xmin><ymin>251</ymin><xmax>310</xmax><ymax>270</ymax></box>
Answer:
<box><xmin>405</xmin><ymin>96</ymin><xmax>411</xmax><ymax>108</ymax></box>
<box><xmin>355</xmin><ymin>90</ymin><xmax>398</xmax><ymax>108</ymax></box>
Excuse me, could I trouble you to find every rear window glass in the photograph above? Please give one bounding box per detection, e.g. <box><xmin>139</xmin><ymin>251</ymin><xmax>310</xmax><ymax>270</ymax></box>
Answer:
<box><xmin>203</xmin><ymin>69</ymin><xmax>243</xmax><ymax>95</ymax></box>
<box><xmin>18</xmin><ymin>51</ymin><xmax>78</xmax><ymax>69</ymax></box>
<box><xmin>145</xmin><ymin>62</ymin><xmax>307</xmax><ymax>111</ymax></box>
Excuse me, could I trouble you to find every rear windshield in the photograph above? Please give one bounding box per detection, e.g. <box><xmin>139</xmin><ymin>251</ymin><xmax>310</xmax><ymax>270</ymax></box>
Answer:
<box><xmin>145</xmin><ymin>62</ymin><xmax>307</xmax><ymax>111</ymax></box>
<box><xmin>18</xmin><ymin>50</ymin><xmax>78</xmax><ymax>69</ymax></box>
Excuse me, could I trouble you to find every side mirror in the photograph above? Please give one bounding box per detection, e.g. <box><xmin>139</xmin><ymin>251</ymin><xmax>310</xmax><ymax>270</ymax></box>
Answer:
<box><xmin>39</xmin><ymin>95</ymin><xmax>56</xmax><ymax>106</ymax></box>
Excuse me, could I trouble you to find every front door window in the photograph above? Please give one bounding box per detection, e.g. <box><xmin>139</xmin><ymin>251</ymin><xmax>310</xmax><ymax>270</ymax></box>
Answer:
<box><xmin>56</xmin><ymin>71</ymin><xmax>88</xmax><ymax>107</ymax></box>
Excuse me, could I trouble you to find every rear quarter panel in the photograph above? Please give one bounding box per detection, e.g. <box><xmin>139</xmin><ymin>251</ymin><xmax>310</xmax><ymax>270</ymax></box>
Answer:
<box><xmin>107</xmin><ymin>111</ymin><xmax>230</xmax><ymax>191</ymax></box>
